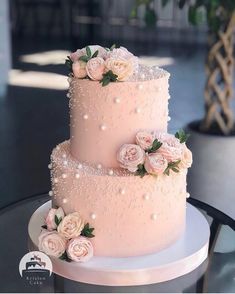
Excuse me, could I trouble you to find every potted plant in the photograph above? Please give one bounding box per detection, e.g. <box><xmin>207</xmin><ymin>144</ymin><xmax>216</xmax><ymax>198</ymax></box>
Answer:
<box><xmin>131</xmin><ymin>0</ymin><xmax>235</xmax><ymax>220</ymax></box>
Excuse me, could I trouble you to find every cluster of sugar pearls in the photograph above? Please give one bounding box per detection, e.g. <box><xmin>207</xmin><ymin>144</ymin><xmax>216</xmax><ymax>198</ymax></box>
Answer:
<box><xmin>130</xmin><ymin>65</ymin><xmax>170</xmax><ymax>82</ymax></box>
<box><xmin>50</xmin><ymin>141</ymin><xmax>131</xmax><ymax>177</ymax></box>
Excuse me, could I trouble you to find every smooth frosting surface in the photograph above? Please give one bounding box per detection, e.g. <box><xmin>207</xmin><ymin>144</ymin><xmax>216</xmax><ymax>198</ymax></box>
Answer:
<box><xmin>69</xmin><ymin>65</ymin><xmax>170</xmax><ymax>168</ymax></box>
<box><xmin>51</xmin><ymin>141</ymin><xmax>187</xmax><ymax>257</ymax></box>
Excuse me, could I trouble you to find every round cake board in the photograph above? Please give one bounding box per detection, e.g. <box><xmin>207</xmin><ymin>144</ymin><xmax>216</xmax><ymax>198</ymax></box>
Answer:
<box><xmin>28</xmin><ymin>201</ymin><xmax>210</xmax><ymax>286</ymax></box>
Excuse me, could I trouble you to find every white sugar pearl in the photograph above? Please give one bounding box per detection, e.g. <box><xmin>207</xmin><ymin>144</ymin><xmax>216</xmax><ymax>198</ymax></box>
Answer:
<box><xmin>108</xmin><ymin>169</ymin><xmax>114</xmax><ymax>176</ymax></box>
<box><xmin>66</xmin><ymin>93</ymin><xmax>70</xmax><ymax>98</ymax></box>
<box><xmin>75</xmin><ymin>173</ymin><xmax>80</xmax><ymax>179</ymax></box>
<box><xmin>62</xmin><ymin>154</ymin><xmax>67</xmax><ymax>158</ymax></box>
<box><xmin>54</xmin><ymin>178</ymin><xmax>58</xmax><ymax>183</ymax></box>
<box><xmin>48</xmin><ymin>164</ymin><xmax>52</xmax><ymax>169</ymax></box>
<box><xmin>63</xmin><ymin>160</ymin><xmax>68</xmax><ymax>165</ymax></box>
<box><xmin>186</xmin><ymin>192</ymin><xmax>190</xmax><ymax>198</ymax></box>
<box><xmin>83</xmin><ymin>114</ymin><xmax>89</xmax><ymax>120</ymax></box>
<box><xmin>62</xmin><ymin>173</ymin><xmax>67</xmax><ymax>179</ymax></box>
<box><xmin>91</xmin><ymin>213</ymin><xmax>96</xmax><ymax>220</ymax></box>
<box><xmin>137</xmin><ymin>84</ymin><xmax>143</xmax><ymax>90</ymax></box>
<box><xmin>119</xmin><ymin>188</ymin><xmax>125</xmax><ymax>195</ymax></box>
<box><xmin>149</xmin><ymin>68</ymin><xmax>154</xmax><ymax>74</ymax></box>
<box><xmin>135</xmin><ymin>107</ymin><xmax>141</xmax><ymax>114</ymax></box>
<box><xmin>97</xmin><ymin>164</ymin><xmax>102</xmax><ymax>169</ymax></box>
<box><xmin>151</xmin><ymin>213</ymin><xmax>157</xmax><ymax>220</ymax></box>
<box><xmin>143</xmin><ymin>193</ymin><xmax>150</xmax><ymax>200</ymax></box>
<box><xmin>100</xmin><ymin>124</ymin><xmax>107</xmax><ymax>131</ymax></box>
<box><xmin>114</xmin><ymin>97</ymin><xmax>120</xmax><ymax>104</ymax></box>
<box><xmin>62</xmin><ymin>198</ymin><xmax>68</xmax><ymax>204</ymax></box>
<box><xmin>141</xmin><ymin>73</ymin><xmax>145</xmax><ymax>79</ymax></box>
<box><xmin>56</xmin><ymin>146</ymin><xmax>60</xmax><ymax>150</ymax></box>
<box><xmin>167</xmin><ymin>116</ymin><xmax>171</xmax><ymax>122</ymax></box>
<box><xmin>77</xmin><ymin>163</ymin><xmax>83</xmax><ymax>169</ymax></box>
<box><xmin>49</xmin><ymin>191</ymin><xmax>53</xmax><ymax>197</ymax></box>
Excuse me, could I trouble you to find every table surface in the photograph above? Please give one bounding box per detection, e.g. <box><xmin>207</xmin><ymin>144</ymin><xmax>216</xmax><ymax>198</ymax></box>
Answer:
<box><xmin>0</xmin><ymin>193</ymin><xmax>234</xmax><ymax>293</ymax></box>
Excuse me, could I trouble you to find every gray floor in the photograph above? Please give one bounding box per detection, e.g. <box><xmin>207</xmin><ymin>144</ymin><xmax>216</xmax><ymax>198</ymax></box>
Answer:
<box><xmin>0</xmin><ymin>37</ymin><xmax>233</xmax><ymax>208</ymax></box>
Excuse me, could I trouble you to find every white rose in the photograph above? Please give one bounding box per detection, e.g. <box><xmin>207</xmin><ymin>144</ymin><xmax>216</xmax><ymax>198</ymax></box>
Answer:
<box><xmin>107</xmin><ymin>47</ymin><xmax>139</xmax><ymax>71</ymax></box>
<box><xmin>72</xmin><ymin>60</ymin><xmax>87</xmax><ymax>78</ymax></box>
<box><xmin>179</xmin><ymin>144</ymin><xmax>193</xmax><ymax>169</ymax></box>
<box><xmin>66</xmin><ymin>237</ymin><xmax>93</xmax><ymax>262</ymax></box>
<box><xmin>45</xmin><ymin>207</ymin><xmax>65</xmax><ymax>231</ymax></box>
<box><xmin>38</xmin><ymin>230</ymin><xmax>66</xmax><ymax>258</ymax></box>
<box><xmin>117</xmin><ymin>144</ymin><xmax>145</xmax><ymax>172</ymax></box>
<box><xmin>136</xmin><ymin>131</ymin><xmax>154</xmax><ymax>150</ymax></box>
<box><xmin>105</xmin><ymin>58</ymin><xmax>134</xmax><ymax>81</ymax></box>
<box><xmin>57</xmin><ymin>212</ymin><xmax>84</xmax><ymax>240</ymax></box>
<box><xmin>86</xmin><ymin>57</ymin><xmax>105</xmax><ymax>81</ymax></box>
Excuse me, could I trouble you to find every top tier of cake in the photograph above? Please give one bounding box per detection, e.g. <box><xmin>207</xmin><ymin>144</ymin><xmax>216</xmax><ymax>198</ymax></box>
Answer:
<box><xmin>68</xmin><ymin>46</ymin><xmax>170</xmax><ymax>168</ymax></box>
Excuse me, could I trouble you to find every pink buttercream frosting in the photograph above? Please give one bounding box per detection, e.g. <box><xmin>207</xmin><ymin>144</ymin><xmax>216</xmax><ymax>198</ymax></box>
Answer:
<box><xmin>50</xmin><ymin>141</ymin><xmax>187</xmax><ymax>257</ymax></box>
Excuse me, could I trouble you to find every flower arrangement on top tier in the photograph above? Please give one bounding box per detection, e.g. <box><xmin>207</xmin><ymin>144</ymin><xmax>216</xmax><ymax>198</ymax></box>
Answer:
<box><xmin>65</xmin><ymin>45</ymin><xmax>138</xmax><ymax>86</ymax></box>
<box><xmin>117</xmin><ymin>130</ymin><xmax>192</xmax><ymax>177</ymax></box>
<box><xmin>38</xmin><ymin>207</ymin><xmax>95</xmax><ymax>262</ymax></box>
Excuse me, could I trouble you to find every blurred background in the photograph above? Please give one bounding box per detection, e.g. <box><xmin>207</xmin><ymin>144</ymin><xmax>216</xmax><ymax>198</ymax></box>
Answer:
<box><xmin>0</xmin><ymin>0</ymin><xmax>234</xmax><ymax>210</ymax></box>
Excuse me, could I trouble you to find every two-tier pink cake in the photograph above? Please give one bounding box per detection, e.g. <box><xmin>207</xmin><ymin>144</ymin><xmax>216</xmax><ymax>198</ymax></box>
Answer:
<box><xmin>39</xmin><ymin>45</ymin><xmax>192</xmax><ymax>262</ymax></box>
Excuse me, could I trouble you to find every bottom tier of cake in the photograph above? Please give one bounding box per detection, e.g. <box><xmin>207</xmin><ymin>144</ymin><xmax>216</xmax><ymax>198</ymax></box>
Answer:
<box><xmin>50</xmin><ymin>141</ymin><xmax>188</xmax><ymax>257</ymax></box>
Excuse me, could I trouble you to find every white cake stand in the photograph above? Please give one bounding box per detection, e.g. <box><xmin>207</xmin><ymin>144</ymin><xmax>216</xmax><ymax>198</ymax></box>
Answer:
<box><xmin>28</xmin><ymin>201</ymin><xmax>210</xmax><ymax>286</ymax></box>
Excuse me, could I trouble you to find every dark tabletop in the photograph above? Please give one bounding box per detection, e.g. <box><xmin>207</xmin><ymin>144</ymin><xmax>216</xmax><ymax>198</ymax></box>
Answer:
<box><xmin>0</xmin><ymin>193</ymin><xmax>234</xmax><ymax>293</ymax></box>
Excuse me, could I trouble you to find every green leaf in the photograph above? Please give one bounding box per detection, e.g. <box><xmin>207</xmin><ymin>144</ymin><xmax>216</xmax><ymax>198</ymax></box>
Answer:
<box><xmin>164</xmin><ymin>160</ymin><xmax>181</xmax><ymax>176</ymax></box>
<box><xmin>59</xmin><ymin>252</ymin><xmax>72</xmax><ymax>262</ymax></box>
<box><xmin>65</xmin><ymin>56</ymin><xmax>73</xmax><ymax>71</ymax></box>
<box><xmin>135</xmin><ymin>164</ymin><xmax>148</xmax><ymax>178</ymax></box>
<box><xmin>81</xmin><ymin>223</ymin><xmax>95</xmax><ymax>238</ymax></box>
<box><xmin>79</xmin><ymin>55</ymin><xmax>90</xmax><ymax>62</ymax></box>
<box><xmin>55</xmin><ymin>215</ymin><xmax>62</xmax><ymax>226</ymax></box>
<box><xmin>175</xmin><ymin>129</ymin><xmax>190</xmax><ymax>143</ymax></box>
<box><xmin>110</xmin><ymin>44</ymin><xmax>116</xmax><ymax>51</ymax></box>
<box><xmin>86</xmin><ymin>46</ymin><xmax>92</xmax><ymax>57</ymax></box>
<box><xmin>146</xmin><ymin>139</ymin><xmax>163</xmax><ymax>153</ymax></box>
<box><xmin>100</xmin><ymin>70</ymin><xmax>118</xmax><ymax>86</ymax></box>
<box><xmin>130</xmin><ymin>7</ymin><xmax>137</xmax><ymax>18</ymax></box>
<box><xmin>92</xmin><ymin>50</ymin><xmax>99</xmax><ymax>58</ymax></box>
<box><xmin>188</xmin><ymin>5</ymin><xmax>204</xmax><ymax>26</ymax></box>
<box><xmin>144</xmin><ymin>6</ymin><xmax>157</xmax><ymax>27</ymax></box>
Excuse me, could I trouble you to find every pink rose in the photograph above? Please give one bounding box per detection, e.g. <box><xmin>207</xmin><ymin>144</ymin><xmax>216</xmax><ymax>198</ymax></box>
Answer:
<box><xmin>144</xmin><ymin>153</ymin><xmax>168</xmax><ymax>175</ymax></box>
<box><xmin>57</xmin><ymin>212</ymin><xmax>84</xmax><ymax>240</ymax></box>
<box><xmin>180</xmin><ymin>144</ymin><xmax>193</xmax><ymax>169</ymax></box>
<box><xmin>66</xmin><ymin>237</ymin><xmax>93</xmax><ymax>262</ymax></box>
<box><xmin>155</xmin><ymin>133</ymin><xmax>183</xmax><ymax>162</ymax></box>
<box><xmin>88</xmin><ymin>45</ymin><xmax>107</xmax><ymax>59</ymax></box>
<box><xmin>86</xmin><ymin>57</ymin><xmax>105</xmax><ymax>81</ymax></box>
<box><xmin>117</xmin><ymin>144</ymin><xmax>145</xmax><ymax>172</ymax></box>
<box><xmin>107</xmin><ymin>47</ymin><xmax>139</xmax><ymax>71</ymax></box>
<box><xmin>105</xmin><ymin>58</ymin><xmax>134</xmax><ymax>81</ymax></box>
<box><xmin>72</xmin><ymin>60</ymin><xmax>87</xmax><ymax>78</ymax></box>
<box><xmin>71</xmin><ymin>46</ymin><xmax>107</xmax><ymax>61</ymax></box>
<box><xmin>70</xmin><ymin>51</ymin><xmax>81</xmax><ymax>62</ymax></box>
<box><xmin>136</xmin><ymin>131</ymin><xmax>154</xmax><ymax>150</ymax></box>
<box><xmin>38</xmin><ymin>230</ymin><xmax>66</xmax><ymax>258</ymax></box>
<box><xmin>45</xmin><ymin>207</ymin><xmax>65</xmax><ymax>231</ymax></box>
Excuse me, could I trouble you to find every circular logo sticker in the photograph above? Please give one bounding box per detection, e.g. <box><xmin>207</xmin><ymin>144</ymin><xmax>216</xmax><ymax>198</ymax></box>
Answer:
<box><xmin>19</xmin><ymin>251</ymin><xmax>52</xmax><ymax>285</ymax></box>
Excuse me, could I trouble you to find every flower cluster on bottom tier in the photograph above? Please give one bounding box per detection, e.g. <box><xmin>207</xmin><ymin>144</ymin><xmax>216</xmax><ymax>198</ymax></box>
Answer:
<box><xmin>39</xmin><ymin>207</ymin><xmax>95</xmax><ymax>262</ymax></box>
